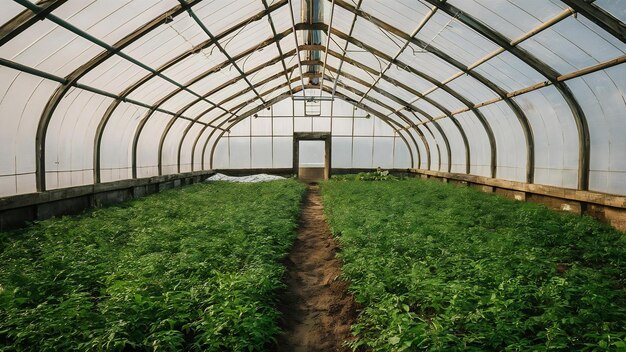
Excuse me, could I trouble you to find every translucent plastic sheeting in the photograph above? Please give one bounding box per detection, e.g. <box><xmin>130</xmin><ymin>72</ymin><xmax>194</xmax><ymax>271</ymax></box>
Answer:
<box><xmin>161</xmin><ymin>119</ymin><xmax>190</xmax><ymax>175</ymax></box>
<box><xmin>595</xmin><ymin>0</ymin><xmax>626</xmax><ymax>23</ymax></box>
<box><xmin>2</xmin><ymin>0</ymin><xmax>626</xmax><ymax>198</ymax></box>
<box><xmin>417</xmin><ymin>125</ymin><xmax>441</xmax><ymax>171</ymax></box>
<box><xmin>473</xmin><ymin>51</ymin><xmax>545</xmax><ymax>93</ymax></box>
<box><xmin>160</xmin><ymin>51</ymin><xmax>229</xmax><ymax>85</ymax></box>
<box><xmin>352</xmin><ymin>137</ymin><xmax>374</xmax><ymax>168</ymax></box>
<box><xmin>478</xmin><ymin>101</ymin><xmax>526</xmax><ymax>182</ymax></box>
<box><xmin>350</xmin><ymin>18</ymin><xmax>402</xmax><ymax>61</ymax></box>
<box><xmin>0</xmin><ymin>69</ymin><xmax>59</xmax><ymax>196</ymax></box>
<box><xmin>60</xmin><ymin>1</ymin><xmax>178</xmax><ymax>47</ymax></box>
<box><xmin>448</xmin><ymin>0</ymin><xmax>567</xmax><ymax>42</ymax></box>
<box><xmin>427</xmin><ymin>88</ymin><xmax>467</xmax><ymax>112</ymax></box>
<box><xmin>77</xmin><ymin>55</ymin><xmax>151</xmax><ymax>94</ymax></box>
<box><xmin>455</xmin><ymin>111</ymin><xmax>491</xmax><ymax>177</ymax></box>
<box><xmin>514</xmin><ymin>86</ymin><xmax>579</xmax><ymax>189</ymax></box>
<box><xmin>438</xmin><ymin>118</ymin><xmax>467</xmax><ymax>173</ymax></box>
<box><xmin>393</xmin><ymin>137</ymin><xmax>412</xmax><ymax>169</ymax></box>
<box><xmin>518</xmin><ymin>15</ymin><xmax>626</xmax><ymax>74</ymax></box>
<box><xmin>251</xmin><ymin>137</ymin><xmax>274</xmax><ymax>168</ymax></box>
<box><xmin>384</xmin><ymin>63</ymin><xmax>440</xmax><ymax>95</ymax></box>
<box><xmin>330</xmin><ymin>4</ymin><xmax>357</xmax><ymax>35</ymax></box>
<box><xmin>45</xmin><ymin>89</ymin><xmax>114</xmax><ymax>190</ymax></box>
<box><xmin>179</xmin><ymin>123</ymin><xmax>204</xmax><ymax>173</ymax></box>
<box><xmin>99</xmin><ymin>102</ymin><xmax>147</xmax><ymax>183</ymax></box>
<box><xmin>360</xmin><ymin>0</ymin><xmax>432</xmax><ymax>35</ymax></box>
<box><xmin>406</xmin><ymin>128</ymin><xmax>426</xmax><ymax>169</ymax></box>
<box><xmin>136</xmin><ymin>111</ymin><xmax>170</xmax><ymax>178</ymax></box>
<box><xmin>0</xmin><ymin>18</ymin><xmax>101</xmax><ymax>78</ymax></box>
<box><xmin>193</xmin><ymin>0</ymin><xmax>264</xmax><ymax>37</ymax></box>
<box><xmin>332</xmin><ymin>137</ymin><xmax>352</xmax><ymax>168</ymax></box>
<box><xmin>0</xmin><ymin>1</ymin><xmax>23</xmax><ymax>25</ymax></box>
<box><xmin>414</xmin><ymin>11</ymin><xmax>499</xmax><ymax>67</ymax></box>
<box><xmin>376</xmin><ymin>78</ymin><xmax>415</xmax><ymax>103</ymax></box>
<box><xmin>447</xmin><ymin>74</ymin><xmax>499</xmax><ymax>104</ymax></box>
<box><xmin>120</xmin><ymin>9</ymin><xmax>207</xmax><ymax>69</ymax></box>
<box><xmin>567</xmin><ymin>65</ymin><xmax>626</xmax><ymax>195</ymax></box>
<box><xmin>211</xmin><ymin>98</ymin><xmax>411</xmax><ymax>170</ymax></box>
<box><xmin>424</xmin><ymin>122</ymin><xmax>450</xmax><ymax>172</ymax></box>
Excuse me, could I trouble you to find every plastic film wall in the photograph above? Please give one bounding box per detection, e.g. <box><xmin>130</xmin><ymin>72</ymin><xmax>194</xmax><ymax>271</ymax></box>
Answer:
<box><xmin>0</xmin><ymin>0</ymin><xmax>624</xmax><ymax>198</ymax></box>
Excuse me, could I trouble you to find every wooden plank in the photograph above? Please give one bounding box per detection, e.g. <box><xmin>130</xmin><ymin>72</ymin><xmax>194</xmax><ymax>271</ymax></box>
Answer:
<box><xmin>410</xmin><ymin>169</ymin><xmax>626</xmax><ymax>209</ymax></box>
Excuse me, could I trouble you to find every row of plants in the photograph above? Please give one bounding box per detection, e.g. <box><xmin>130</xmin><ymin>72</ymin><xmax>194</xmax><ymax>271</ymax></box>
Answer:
<box><xmin>0</xmin><ymin>180</ymin><xmax>306</xmax><ymax>351</ymax></box>
<box><xmin>321</xmin><ymin>179</ymin><xmax>626</xmax><ymax>351</ymax></box>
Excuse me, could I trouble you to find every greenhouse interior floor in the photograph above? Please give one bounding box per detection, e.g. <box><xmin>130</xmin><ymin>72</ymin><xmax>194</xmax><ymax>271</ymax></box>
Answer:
<box><xmin>275</xmin><ymin>183</ymin><xmax>357</xmax><ymax>352</ymax></box>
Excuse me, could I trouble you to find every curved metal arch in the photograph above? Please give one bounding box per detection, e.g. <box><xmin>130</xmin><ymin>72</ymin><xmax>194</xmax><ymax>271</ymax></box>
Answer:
<box><xmin>24</xmin><ymin>0</ymin><xmax>289</xmax><ymax>186</ymax></box>
<box><xmin>199</xmin><ymin>85</ymin><xmax>428</xmax><ymax>172</ymax></box>
<box><xmin>421</xmin><ymin>0</ymin><xmax>590</xmax><ymax>189</ymax></box>
<box><xmin>178</xmin><ymin>0</ymin><xmax>266</xmax><ymax>106</ymax></box>
<box><xmin>326</xmin><ymin>48</ymin><xmax>471</xmax><ymax>174</ymax></box>
<box><xmin>325</xmin><ymin>64</ymin><xmax>448</xmax><ymax>172</ymax></box>
<box><xmin>158</xmin><ymin>65</ymin><xmax>298</xmax><ymax>176</ymax></box>
<box><xmin>327</xmin><ymin>82</ymin><xmax>431</xmax><ymax>170</ymax></box>
<box><xmin>127</xmin><ymin>32</ymin><xmax>296</xmax><ymax>179</ymax></box>
<box><xmin>21</xmin><ymin>0</ymin><xmax>208</xmax><ymax>191</ymax></box>
<box><xmin>96</xmin><ymin>32</ymin><xmax>294</xmax><ymax>181</ymax></box>
<box><xmin>160</xmin><ymin>61</ymin><xmax>299</xmax><ymax>176</ymax></box>
<box><xmin>328</xmin><ymin>26</ymin><xmax>498</xmax><ymax>177</ymax></box>
<box><xmin>203</xmin><ymin>81</ymin><xmax>427</xmax><ymax>170</ymax></box>
<box><xmin>207</xmin><ymin>85</ymin><xmax>420</xmax><ymax>171</ymax></box>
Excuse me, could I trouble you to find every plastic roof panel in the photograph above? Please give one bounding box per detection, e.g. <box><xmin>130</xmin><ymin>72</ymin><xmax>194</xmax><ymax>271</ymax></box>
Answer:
<box><xmin>57</xmin><ymin>0</ymin><xmax>178</xmax><ymax>46</ymax></box>
<box><xmin>360</xmin><ymin>0</ymin><xmax>433</xmax><ymax>34</ymax></box>
<box><xmin>473</xmin><ymin>51</ymin><xmax>545</xmax><ymax>92</ymax></box>
<box><xmin>447</xmin><ymin>0</ymin><xmax>567</xmax><ymax>41</ymax></box>
<box><xmin>595</xmin><ymin>0</ymin><xmax>626</xmax><ymax>23</ymax></box>
<box><xmin>0</xmin><ymin>20</ymin><xmax>100</xmax><ymax>77</ymax></box>
<box><xmin>415</xmin><ymin>11</ymin><xmax>500</xmax><ymax>67</ymax></box>
<box><xmin>518</xmin><ymin>15</ymin><xmax>626</xmax><ymax>73</ymax></box>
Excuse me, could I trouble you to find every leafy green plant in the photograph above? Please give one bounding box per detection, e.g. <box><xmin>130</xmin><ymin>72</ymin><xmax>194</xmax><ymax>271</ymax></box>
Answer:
<box><xmin>0</xmin><ymin>180</ymin><xmax>305</xmax><ymax>351</ymax></box>
<box><xmin>332</xmin><ymin>168</ymin><xmax>401</xmax><ymax>181</ymax></box>
<box><xmin>321</xmin><ymin>179</ymin><xmax>626</xmax><ymax>351</ymax></box>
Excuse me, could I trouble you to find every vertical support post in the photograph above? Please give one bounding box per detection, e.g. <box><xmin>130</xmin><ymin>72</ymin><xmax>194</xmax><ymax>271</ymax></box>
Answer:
<box><xmin>325</xmin><ymin>135</ymin><xmax>332</xmax><ymax>180</ymax></box>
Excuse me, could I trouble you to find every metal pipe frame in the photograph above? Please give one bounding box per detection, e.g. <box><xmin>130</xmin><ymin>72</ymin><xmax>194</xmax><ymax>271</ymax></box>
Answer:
<box><xmin>177</xmin><ymin>0</ymin><xmax>266</xmax><ymax>105</ymax></box>
<box><xmin>202</xmin><ymin>79</ymin><xmax>428</xmax><ymax>167</ymax></box>
<box><xmin>328</xmin><ymin>25</ymin><xmax>498</xmax><ymax>178</ymax></box>
<box><xmin>3</xmin><ymin>0</ymin><xmax>623</xmax><ymax>193</ymax></box>
<box><xmin>208</xmin><ymin>84</ymin><xmax>418</xmax><ymax>170</ymax></box>
<box><xmin>421</xmin><ymin>0</ymin><xmax>590</xmax><ymax>190</ymax></box>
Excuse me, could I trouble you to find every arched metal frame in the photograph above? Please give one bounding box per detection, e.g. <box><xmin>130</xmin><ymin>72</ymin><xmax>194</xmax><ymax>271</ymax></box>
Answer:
<box><xmin>4</xmin><ymin>0</ymin><xmax>624</xmax><ymax>193</ymax></box>
<box><xmin>208</xmin><ymin>84</ymin><xmax>419</xmax><ymax>170</ymax></box>
<box><xmin>197</xmin><ymin>80</ymin><xmax>425</xmax><ymax>171</ymax></box>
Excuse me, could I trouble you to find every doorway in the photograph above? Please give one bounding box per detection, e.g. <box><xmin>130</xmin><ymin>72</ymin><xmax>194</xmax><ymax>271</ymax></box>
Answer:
<box><xmin>293</xmin><ymin>132</ymin><xmax>331</xmax><ymax>181</ymax></box>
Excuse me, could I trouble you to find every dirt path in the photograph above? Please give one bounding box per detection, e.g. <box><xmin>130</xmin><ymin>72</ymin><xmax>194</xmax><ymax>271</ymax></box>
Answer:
<box><xmin>274</xmin><ymin>184</ymin><xmax>357</xmax><ymax>352</ymax></box>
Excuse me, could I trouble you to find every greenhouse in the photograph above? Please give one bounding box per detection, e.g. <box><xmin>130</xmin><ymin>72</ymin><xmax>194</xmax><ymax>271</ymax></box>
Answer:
<box><xmin>0</xmin><ymin>0</ymin><xmax>625</xmax><ymax>351</ymax></box>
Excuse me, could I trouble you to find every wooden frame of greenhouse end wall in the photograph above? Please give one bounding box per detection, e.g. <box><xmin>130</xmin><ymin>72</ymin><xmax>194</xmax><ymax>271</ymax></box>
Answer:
<box><xmin>410</xmin><ymin>169</ymin><xmax>626</xmax><ymax>233</ymax></box>
<box><xmin>0</xmin><ymin>171</ymin><xmax>214</xmax><ymax>231</ymax></box>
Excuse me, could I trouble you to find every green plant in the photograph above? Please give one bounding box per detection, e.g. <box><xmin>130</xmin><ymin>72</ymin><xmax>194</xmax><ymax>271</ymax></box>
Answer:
<box><xmin>321</xmin><ymin>179</ymin><xmax>626</xmax><ymax>351</ymax></box>
<box><xmin>0</xmin><ymin>180</ymin><xmax>306</xmax><ymax>351</ymax></box>
<box><xmin>332</xmin><ymin>169</ymin><xmax>401</xmax><ymax>181</ymax></box>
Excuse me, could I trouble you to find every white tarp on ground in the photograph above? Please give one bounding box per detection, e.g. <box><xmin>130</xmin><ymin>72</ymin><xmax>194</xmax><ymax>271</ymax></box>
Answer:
<box><xmin>205</xmin><ymin>173</ymin><xmax>286</xmax><ymax>183</ymax></box>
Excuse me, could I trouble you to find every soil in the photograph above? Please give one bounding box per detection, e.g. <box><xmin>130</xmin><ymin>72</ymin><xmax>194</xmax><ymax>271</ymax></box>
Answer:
<box><xmin>274</xmin><ymin>183</ymin><xmax>358</xmax><ymax>352</ymax></box>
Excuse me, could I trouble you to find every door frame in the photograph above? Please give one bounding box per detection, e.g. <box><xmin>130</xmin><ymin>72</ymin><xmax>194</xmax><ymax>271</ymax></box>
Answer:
<box><xmin>293</xmin><ymin>132</ymin><xmax>331</xmax><ymax>180</ymax></box>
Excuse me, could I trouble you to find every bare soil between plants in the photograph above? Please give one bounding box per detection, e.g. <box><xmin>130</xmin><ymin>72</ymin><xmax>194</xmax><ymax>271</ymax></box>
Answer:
<box><xmin>274</xmin><ymin>184</ymin><xmax>358</xmax><ymax>352</ymax></box>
